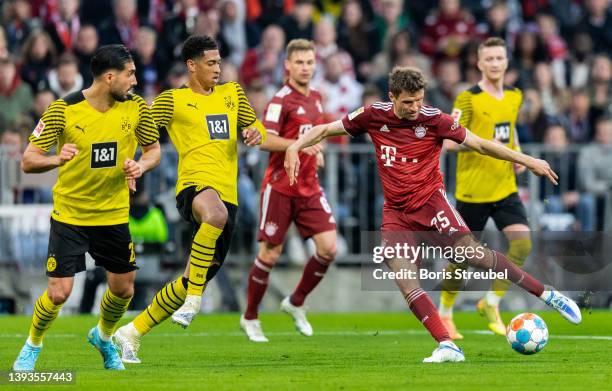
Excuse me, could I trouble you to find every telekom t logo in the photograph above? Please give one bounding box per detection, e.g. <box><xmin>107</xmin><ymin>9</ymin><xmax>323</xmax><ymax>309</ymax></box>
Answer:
<box><xmin>380</xmin><ymin>145</ymin><xmax>397</xmax><ymax>167</ymax></box>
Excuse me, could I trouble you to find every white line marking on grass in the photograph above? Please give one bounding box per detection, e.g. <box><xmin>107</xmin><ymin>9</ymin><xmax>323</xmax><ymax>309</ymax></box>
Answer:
<box><xmin>1</xmin><ymin>330</ymin><xmax>612</xmax><ymax>340</ymax></box>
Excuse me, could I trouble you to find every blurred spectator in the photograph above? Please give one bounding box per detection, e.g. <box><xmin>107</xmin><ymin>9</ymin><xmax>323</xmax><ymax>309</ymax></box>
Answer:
<box><xmin>419</xmin><ymin>0</ymin><xmax>476</xmax><ymax>59</ymax></box>
<box><xmin>99</xmin><ymin>0</ymin><xmax>142</xmax><ymax>50</ymax></box>
<box><xmin>162</xmin><ymin>0</ymin><xmax>204</xmax><ymax>58</ymax></box>
<box><xmin>240</xmin><ymin>24</ymin><xmax>286</xmax><ymax>88</ymax></box>
<box><xmin>0</xmin><ymin>128</ymin><xmax>23</xmax><ymax>159</ymax></box>
<box><xmin>46</xmin><ymin>53</ymin><xmax>83</xmax><ymax>98</ymax></box>
<box><xmin>163</xmin><ymin>62</ymin><xmax>188</xmax><ymax>90</ymax></box>
<box><xmin>336</xmin><ymin>0</ymin><xmax>376</xmax><ymax>81</ymax></box>
<box><xmin>191</xmin><ymin>8</ymin><xmax>230</xmax><ymax>60</ymax></box>
<box><xmin>220</xmin><ymin>0</ymin><xmax>248</xmax><ymax>66</ymax></box>
<box><xmin>29</xmin><ymin>89</ymin><xmax>56</xmax><ymax>125</ymax></box>
<box><xmin>516</xmin><ymin>88</ymin><xmax>551</xmax><ymax>143</ymax></box>
<box><xmin>576</xmin><ymin>0</ymin><xmax>612</xmax><ymax>56</ymax></box>
<box><xmin>279</xmin><ymin>0</ymin><xmax>315</xmax><ymax>42</ymax></box>
<box><xmin>313</xmin><ymin>17</ymin><xmax>355</xmax><ymax>84</ymax></box>
<box><xmin>45</xmin><ymin>0</ymin><xmax>81</xmax><ymax>53</ymax></box>
<box><xmin>563</xmin><ymin>31</ymin><xmax>593</xmax><ymax>89</ymax></box>
<box><xmin>374</xmin><ymin>0</ymin><xmax>411</xmax><ymax>55</ymax></box>
<box><xmin>560</xmin><ymin>88</ymin><xmax>597</xmax><ymax>143</ymax></box>
<box><xmin>2</xmin><ymin>0</ymin><xmax>40</xmax><ymax>54</ymax></box>
<box><xmin>370</xmin><ymin>30</ymin><xmax>413</xmax><ymax>81</ymax></box>
<box><xmin>74</xmin><ymin>25</ymin><xmax>99</xmax><ymax>87</ymax></box>
<box><xmin>536</xmin><ymin>13</ymin><xmax>568</xmax><ymax>88</ymax></box>
<box><xmin>220</xmin><ymin>61</ymin><xmax>239</xmax><ymax>84</ymax></box>
<box><xmin>0</xmin><ymin>27</ymin><xmax>8</xmax><ymax>59</ymax></box>
<box><xmin>0</xmin><ymin>57</ymin><xmax>33</xmax><ymax>126</ymax></box>
<box><xmin>533</xmin><ymin>62</ymin><xmax>568</xmax><ymax>117</ymax></box>
<box><xmin>512</xmin><ymin>30</ymin><xmax>549</xmax><ymax>90</ymax></box>
<box><xmin>252</xmin><ymin>0</ymin><xmax>294</xmax><ymax>28</ymax></box>
<box><xmin>476</xmin><ymin>0</ymin><xmax>519</xmax><ymax>47</ymax></box>
<box><xmin>133</xmin><ymin>26</ymin><xmax>168</xmax><ymax>101</ymax></box>
<box><xmin>588</xmin><ymin>54</ymin><xmax>612</xmax><ymax>116</ymax></box>
<box><xmin>20</xmin><ymin>29</ymin><xmax>57</xmax><ymax>93</ymax></box>
<box><xmin>427</xmin><ymin>57</ymin><xmax>462</xmax><ymax>114</ymax></box>
<box><xmin>577</xmin><ymin>116</ymin><xmax>612</xmax><ymax>229</ymax></box>
<box><xmin>541</xmin><ymin>123</ymin><xmax>596</xmax><ymax>231</ymax></box>
<box><xmin>314</xmin><ymin>51</ymin><xmax>363</xmax><ymax>120</ymax></box>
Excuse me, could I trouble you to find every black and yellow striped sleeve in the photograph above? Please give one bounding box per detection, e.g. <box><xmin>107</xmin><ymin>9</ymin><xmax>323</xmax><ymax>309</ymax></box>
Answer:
<box><xmin>453</xmin><ymin>90</ymin><xmax>473</xmax><ymax>129</ymax></box>
<box><xmin>234</xmin><ymin>82</ymin><xmax>266</xmax><ymax>142</ymax></box>
<box><xmin>133</xmin><ymin>95</ymin><xmax>159</xmax><ymax>146</ymax></box>
<box><xmin>151</xmin><ymin>89</ymin><xmax>174</xmax><ymax>133</ymax></box>
<box><xmin>29</xmin><ymin>99</ymin><xmax>67</xmax><ymax>152</ymax></box>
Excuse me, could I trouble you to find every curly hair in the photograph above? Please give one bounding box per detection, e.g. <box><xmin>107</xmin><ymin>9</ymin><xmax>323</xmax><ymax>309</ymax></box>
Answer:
<box><xmin>388</xmin><ymin>66</ymin><xmax>427</xmax><ymax>96</ymax></box>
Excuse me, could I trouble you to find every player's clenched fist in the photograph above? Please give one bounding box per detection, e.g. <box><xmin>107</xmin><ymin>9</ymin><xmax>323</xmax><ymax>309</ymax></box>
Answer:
<box><xmin>123</xmin><ymin>159</ymin><xmax>144</xmax><ymax>180</ymax></box>
<box><xmin>58</xmin><ymin>143</ymin><xmax>78</xmax><ymax>165</ymax></box>
<box><xmin>242</xmin><ymin>127</ymin><xmax>263</xmax><ymax>146</ymax></box>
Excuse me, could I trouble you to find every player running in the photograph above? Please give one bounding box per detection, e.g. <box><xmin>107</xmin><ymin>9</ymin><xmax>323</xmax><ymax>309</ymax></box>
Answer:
<box><xmin>114</xmin><ymin>35</ymin><xmax>266</xmax><ymax>363</ymax></box>
<box><xmin>240</xmin><ymin>39</ymin><xmax>336</xmax><ymax>342</ymax></box>
<box><xmin>13</xmin><ymin>44</ymin><xmax>161</xmax><ymax>371</ymax></box>
<box><xmin>284</xmin><ymin>66</ymin><xmax>582</xmax><ymax>363</ymax></box>
<box><xmin>439</xmin><ymin>37</ymin><xmax>532</xmax><ymax>339</ymax></box>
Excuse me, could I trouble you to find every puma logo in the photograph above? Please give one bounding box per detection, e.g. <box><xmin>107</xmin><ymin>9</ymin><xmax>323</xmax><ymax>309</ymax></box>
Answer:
<box><xmin>75</xmin><ymin>124</ymin><xmax>85</xmax><ymax>133</ymax></box>
<box><xmin>187</xmin><ymin>103</ymin><xmax>198</xmax><ymax>110</ymax></box>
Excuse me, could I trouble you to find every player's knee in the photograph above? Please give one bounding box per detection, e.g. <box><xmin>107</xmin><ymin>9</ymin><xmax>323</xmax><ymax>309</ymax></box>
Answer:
<box><xmin>259</xmin><ymin>243</ymin><xmax>282</xmax><ymax>265</ymax></box>
<box><xmin>317</xmin><ymin>245</ymin><xmax>337</xmax><ymax>264</ymax></box>
<box><xmin>48</xmin><ymin>290</ymin><xmax>70</xmax><ymax>305</ymax></box>
<box><xmin>203</xmin><ymin>203</ymin><xmax>228</xmax><ymax>229</ymax></box>
<box><xmin>111</xmin><ymin>285</ymin><xmax>134</xmax><ymax>299</ymax></box>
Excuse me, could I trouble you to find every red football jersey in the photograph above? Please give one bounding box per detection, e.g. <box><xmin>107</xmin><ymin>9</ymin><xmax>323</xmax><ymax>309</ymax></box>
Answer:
<box><xmin>342</xmin><ymin>103</ymin><xmax>467</xmax><ymax>212</ymax></box>
<box><xmin>261</xmin><ymin>83</ymin><xmax>325</xmax><ymax>197</ymax></box>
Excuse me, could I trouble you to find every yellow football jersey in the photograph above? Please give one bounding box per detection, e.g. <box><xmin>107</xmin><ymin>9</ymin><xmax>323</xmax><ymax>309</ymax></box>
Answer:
<box><xmin>152</xmin><ymin>82</ymin><xmax>266</xmax><ymax>205</ymax></box>
<box><xmin>29</xmin><ymin>92</ymin><xmax>159</xmax><ymax>225</ymax></box>
<box><xmin>452</xmin><ymin>85</ymin><xmax>522</xmax><ymax>203</ymax></box>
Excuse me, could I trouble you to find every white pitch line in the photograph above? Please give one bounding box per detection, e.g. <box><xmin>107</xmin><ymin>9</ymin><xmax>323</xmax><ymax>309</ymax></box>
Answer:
<box><xmin>1</xmin><ymin>330</ymin><xmax>611</xmax><ymax>340</ymax></box>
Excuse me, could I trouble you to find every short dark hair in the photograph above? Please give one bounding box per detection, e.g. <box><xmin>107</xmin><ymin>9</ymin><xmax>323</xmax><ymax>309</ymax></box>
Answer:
<box><xmin>181</xmin><ymin>35</ymin><xmax>218</xmax><ymax>63</ymax></box>
<box><xmin>90</xmin><ymin>44</ymin><xmax>133</xmax><ymax>77</ymax></box>
<box><xmin>388</xmin><ymin>66</ymin><xmax>427</xmax><ymax>96</ymax></box>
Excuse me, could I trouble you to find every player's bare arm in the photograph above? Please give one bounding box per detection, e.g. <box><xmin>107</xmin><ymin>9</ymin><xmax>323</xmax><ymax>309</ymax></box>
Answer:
<box><xmin>285</xmin><ymin>120</ymin><xmax>346</xmax><ymax>185</ymax></box>
<box><xmin>260</xmin><ymin>133</ymin><xmax>323</xmax><ymax>155</ymax></box>
<box><xmin>124</xmin><ymin>141</ymin><xmax>161</xmax><ymax>191</ymax></box>
<box><xmin>462</xmin><ymin>130</ymin><xmax>558</xmax><ymax>185</ymax></box>
<box><xmin>21</xmin><ymin>143</ymin><xmax>78</xmax><ymax>173</ymax></box>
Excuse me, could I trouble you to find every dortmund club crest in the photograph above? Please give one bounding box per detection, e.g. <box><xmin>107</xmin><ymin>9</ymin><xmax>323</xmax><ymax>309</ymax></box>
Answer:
<box><xmin>224</xmin><ymin>96</ymin><xmax>236</xmax><ymax>111</ymax></box>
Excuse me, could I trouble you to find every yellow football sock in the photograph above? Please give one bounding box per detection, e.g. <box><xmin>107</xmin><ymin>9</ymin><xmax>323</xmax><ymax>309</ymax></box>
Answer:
<box><xmin>133</xmin><ymin>277</ymin><xmax>187</xmax><ymax>335</ymax></box>
<box><xmin>439</xmin><ymin>262</ymin><xmax>468</xmax><ymax>313</ymax></box>
<box><xmin>28</xmin><ymin>290</ymin><xmax>63</xmax><ymax>346</ymax></box>
<box><xmin>187</xmin><ymin>223</ymin><xmax>223</xmax><ymax>296</ymax></box>
<box><xmin>98</xmin><ymin>289</ymin><xmax>132</xmax><ymax>338</ymax></box>
<box><xmin>491</xmin><ymin>238</ymin><xmax>532</xmax><ymax>298</ymax></box>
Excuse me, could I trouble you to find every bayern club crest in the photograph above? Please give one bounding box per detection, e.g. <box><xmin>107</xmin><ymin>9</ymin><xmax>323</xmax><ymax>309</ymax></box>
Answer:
<box><xmin>414</xmin><ymin>125</ymin><xmax>427</xmax><ymax>138</ymax></box>
<box><xmin>264</xmin><ymin>222</ymin><xmax>278</xmax><ymax>237</ymax></box>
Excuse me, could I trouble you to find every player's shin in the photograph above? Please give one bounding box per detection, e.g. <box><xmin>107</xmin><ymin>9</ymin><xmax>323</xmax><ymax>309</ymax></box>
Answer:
<box><xmin>290</xmin><ymin>253</ymin><xmax>332</xmax><ymax>307</ymax></box>
<box><xmin>439</xmin><ymin>262</ymin><xmax>467</xmax><ymax>316</ymax></box>
<box><xmin>28</xmin><ymin>290</ymin><xmax>63</xmax><ymax>346</ymax></box>
<box><xmin>187</xmin><ymin>223</ymin><xmax>223</xmax><ymax>296</ymax></box>
<box><xmin>133</xmin><ymin>277</ymin><xmax>188</xmax><ymax>335</ymax></box>
<box><xmin>98</xmin><ymin>289</ymin><xmax>132</xmax><ymax>340</ymax></box>
<box><xmin>489</xmin><ymin>238</ymin><xmax>531</xmax><ymax>301</ymax></box>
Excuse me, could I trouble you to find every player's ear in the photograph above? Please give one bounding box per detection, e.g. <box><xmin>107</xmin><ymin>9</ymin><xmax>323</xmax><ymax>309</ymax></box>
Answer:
<box><xmin>388</xmin><ymin>91</ymin><xmax>395</xmax><ymax>102</ymax></box>
<box><xmin>185</xmin><ymin>59</ymin><xmax>195</xmax><ymax>73</ymax></box>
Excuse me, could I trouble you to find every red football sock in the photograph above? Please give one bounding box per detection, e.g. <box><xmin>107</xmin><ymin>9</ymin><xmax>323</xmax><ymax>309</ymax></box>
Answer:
<box><xmin>244</xmin><ymin>257</ymin><xmax>274</xmax><ymax>320</ymax></box>
<box><xmin>290</xmin><ymin>254</ymin><xmax>330</xmax><ymax>307</ymax></box>
<box><xmin>405</xmin><ymin>288</ymin><xmax>451</xmax><ymax>343</ymax></box>
<box><xmin>491</xmin><ymin>250</ymin><xmax>544</xmax><ymax>297</ymax></box>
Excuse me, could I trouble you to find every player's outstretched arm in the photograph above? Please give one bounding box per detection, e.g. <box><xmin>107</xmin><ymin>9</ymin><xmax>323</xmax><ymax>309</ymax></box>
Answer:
<box><xmin>260</xmin><ymin>133</ymin><xmax>323</xmax><ymax>155</ymax></box>
<box><xmin>21</xmin><ymin>143</ymin><xmax>78</xmax><ymax>173</ymax></box>
<box><xmin>462</xmin><ymin>130</ymin><xmax>558</xmax><ymax>185</ymax></box>
<box><xmin>284</xmin><ymin>120</ymin><xmax>346</xmax><ymax>185</ymax></box>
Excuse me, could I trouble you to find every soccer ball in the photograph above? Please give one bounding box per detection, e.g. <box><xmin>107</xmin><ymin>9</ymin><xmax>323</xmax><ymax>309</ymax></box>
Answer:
<box><xmin>506</xmin><ymin>313</ymin><xmax>549</xmax><ymax>355</ymax></box>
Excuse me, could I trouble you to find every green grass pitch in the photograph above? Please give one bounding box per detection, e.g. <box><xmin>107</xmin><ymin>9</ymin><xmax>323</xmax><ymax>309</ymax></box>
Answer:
<box><xmin>1</xmin><ymin>311</ymin><xmax>610</xmax><ymax>390</ymax></box>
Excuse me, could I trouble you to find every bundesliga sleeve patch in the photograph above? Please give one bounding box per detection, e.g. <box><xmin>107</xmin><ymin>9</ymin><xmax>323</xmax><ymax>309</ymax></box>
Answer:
<box><xmin>265</xmin><ymin>103</ymin><xmax>282</xmax><ymax>123</ymax></box>
<box><xmin>451</xmin><ymin>108</ymin><xmax>462</xmax><ymax>121</ymax></box>
<box><xmin>348</xmin><ymin>107</ymin><xmax>364</xmax><ymax>121</ymax></box>
<box><xmin>32</xmin><ymin>120</ymin><xmax>46</xmax><ymax>138</ymax></box>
